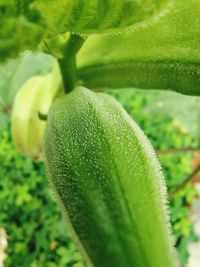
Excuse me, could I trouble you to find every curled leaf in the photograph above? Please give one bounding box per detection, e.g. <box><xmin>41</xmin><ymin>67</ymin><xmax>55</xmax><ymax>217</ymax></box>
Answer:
<box><xmin>77</xmin><ymin>0</ymin><xmax>200</xmax><ymax>96</ymax></box>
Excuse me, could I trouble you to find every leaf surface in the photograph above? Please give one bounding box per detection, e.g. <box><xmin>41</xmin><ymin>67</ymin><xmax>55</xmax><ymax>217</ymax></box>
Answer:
<box><xmin>0</xmin><ymin>0</ymin><xmax>168</xmax><ymax>61</ymax></box>
<box><xmin>77</xmin><ymin>0</ymin><xmax>200</xmax><ymax>95</ymax></box>
<box><xmin>34</xmin><ymin>0</ymin><xmax>168</xmax><ymax>34</ymax></box>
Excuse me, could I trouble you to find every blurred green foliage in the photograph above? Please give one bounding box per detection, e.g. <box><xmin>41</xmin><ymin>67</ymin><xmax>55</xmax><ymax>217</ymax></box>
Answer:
<box><xmin>0</xmin><ymin>89</ymin><xmax>199</xmax><ymax>266</ymax></box>
<box><xmin>0</xmin><ymin>52</ymin><xmax>53</xmax><ymax>109</ymax></box>
<box><xmin>0</xmin><ymin>111</ymin><xmax>86</xmax><ymax>267</ymax></box>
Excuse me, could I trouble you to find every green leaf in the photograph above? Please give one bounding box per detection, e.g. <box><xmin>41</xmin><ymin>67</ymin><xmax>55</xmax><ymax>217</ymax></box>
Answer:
<box><xmin>0</xmin><ymin>0</ymin><xmax>168</xmax><ymax>62</ymax></box>
<box><xmin>34</xmin><ymin>0</ymin><xmax>168</xmax><ymax>35</ymax></box>
<box><xmin>77</xmin><ymin>0</ymin><xmax>200</xmax><ymax>96</ymax></box>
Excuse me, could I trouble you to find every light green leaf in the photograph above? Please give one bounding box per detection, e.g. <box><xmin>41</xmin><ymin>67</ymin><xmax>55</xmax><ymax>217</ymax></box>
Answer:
<box><xmin>77</xmin><ymin>0</ymin><xmax>200</xmax><ymax>96</ymax></box>
<box><xmin>34</xmin><ymin>0</ymin><xmax>168</xmax><ymax>34</ymax></box>
<box><xmin>0</xmin><ymin>0</ymin><xmax>168</xmax><ymax>61</ymax></box>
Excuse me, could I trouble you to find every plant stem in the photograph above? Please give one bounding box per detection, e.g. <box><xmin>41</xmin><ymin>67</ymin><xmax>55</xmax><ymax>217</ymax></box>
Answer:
<box><xmin>169</xmin><ymin>164</ymin><xmax>200</xmax><ymax>200</ymax></box>
<box><xmin>58</xmin><ymin>34</ymin><xmax>85</xmax><ymax>93</ymax></box>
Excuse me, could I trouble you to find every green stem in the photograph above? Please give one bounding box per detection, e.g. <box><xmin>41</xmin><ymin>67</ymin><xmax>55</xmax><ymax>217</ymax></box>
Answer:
<box><xmin>58</xmin><ymin>34</ymin><xmax>85</xmax><ymax>93</ymax></box>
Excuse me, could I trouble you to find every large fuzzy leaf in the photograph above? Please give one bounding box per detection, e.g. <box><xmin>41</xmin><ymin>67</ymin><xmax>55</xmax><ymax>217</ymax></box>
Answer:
<box><xmin>77</xmin><ymin>0</ymin><xmax>200</xmax><ymax>96</ymax></box>
<box><xmin>0</xmin><ymin>0</ymin><xmax>168</xmax><ymax>61</ymax></box>
<box><xmin>34</xmin><ymin>0</ymin><xmax>168</xmax><ymax>34</ymax></box>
